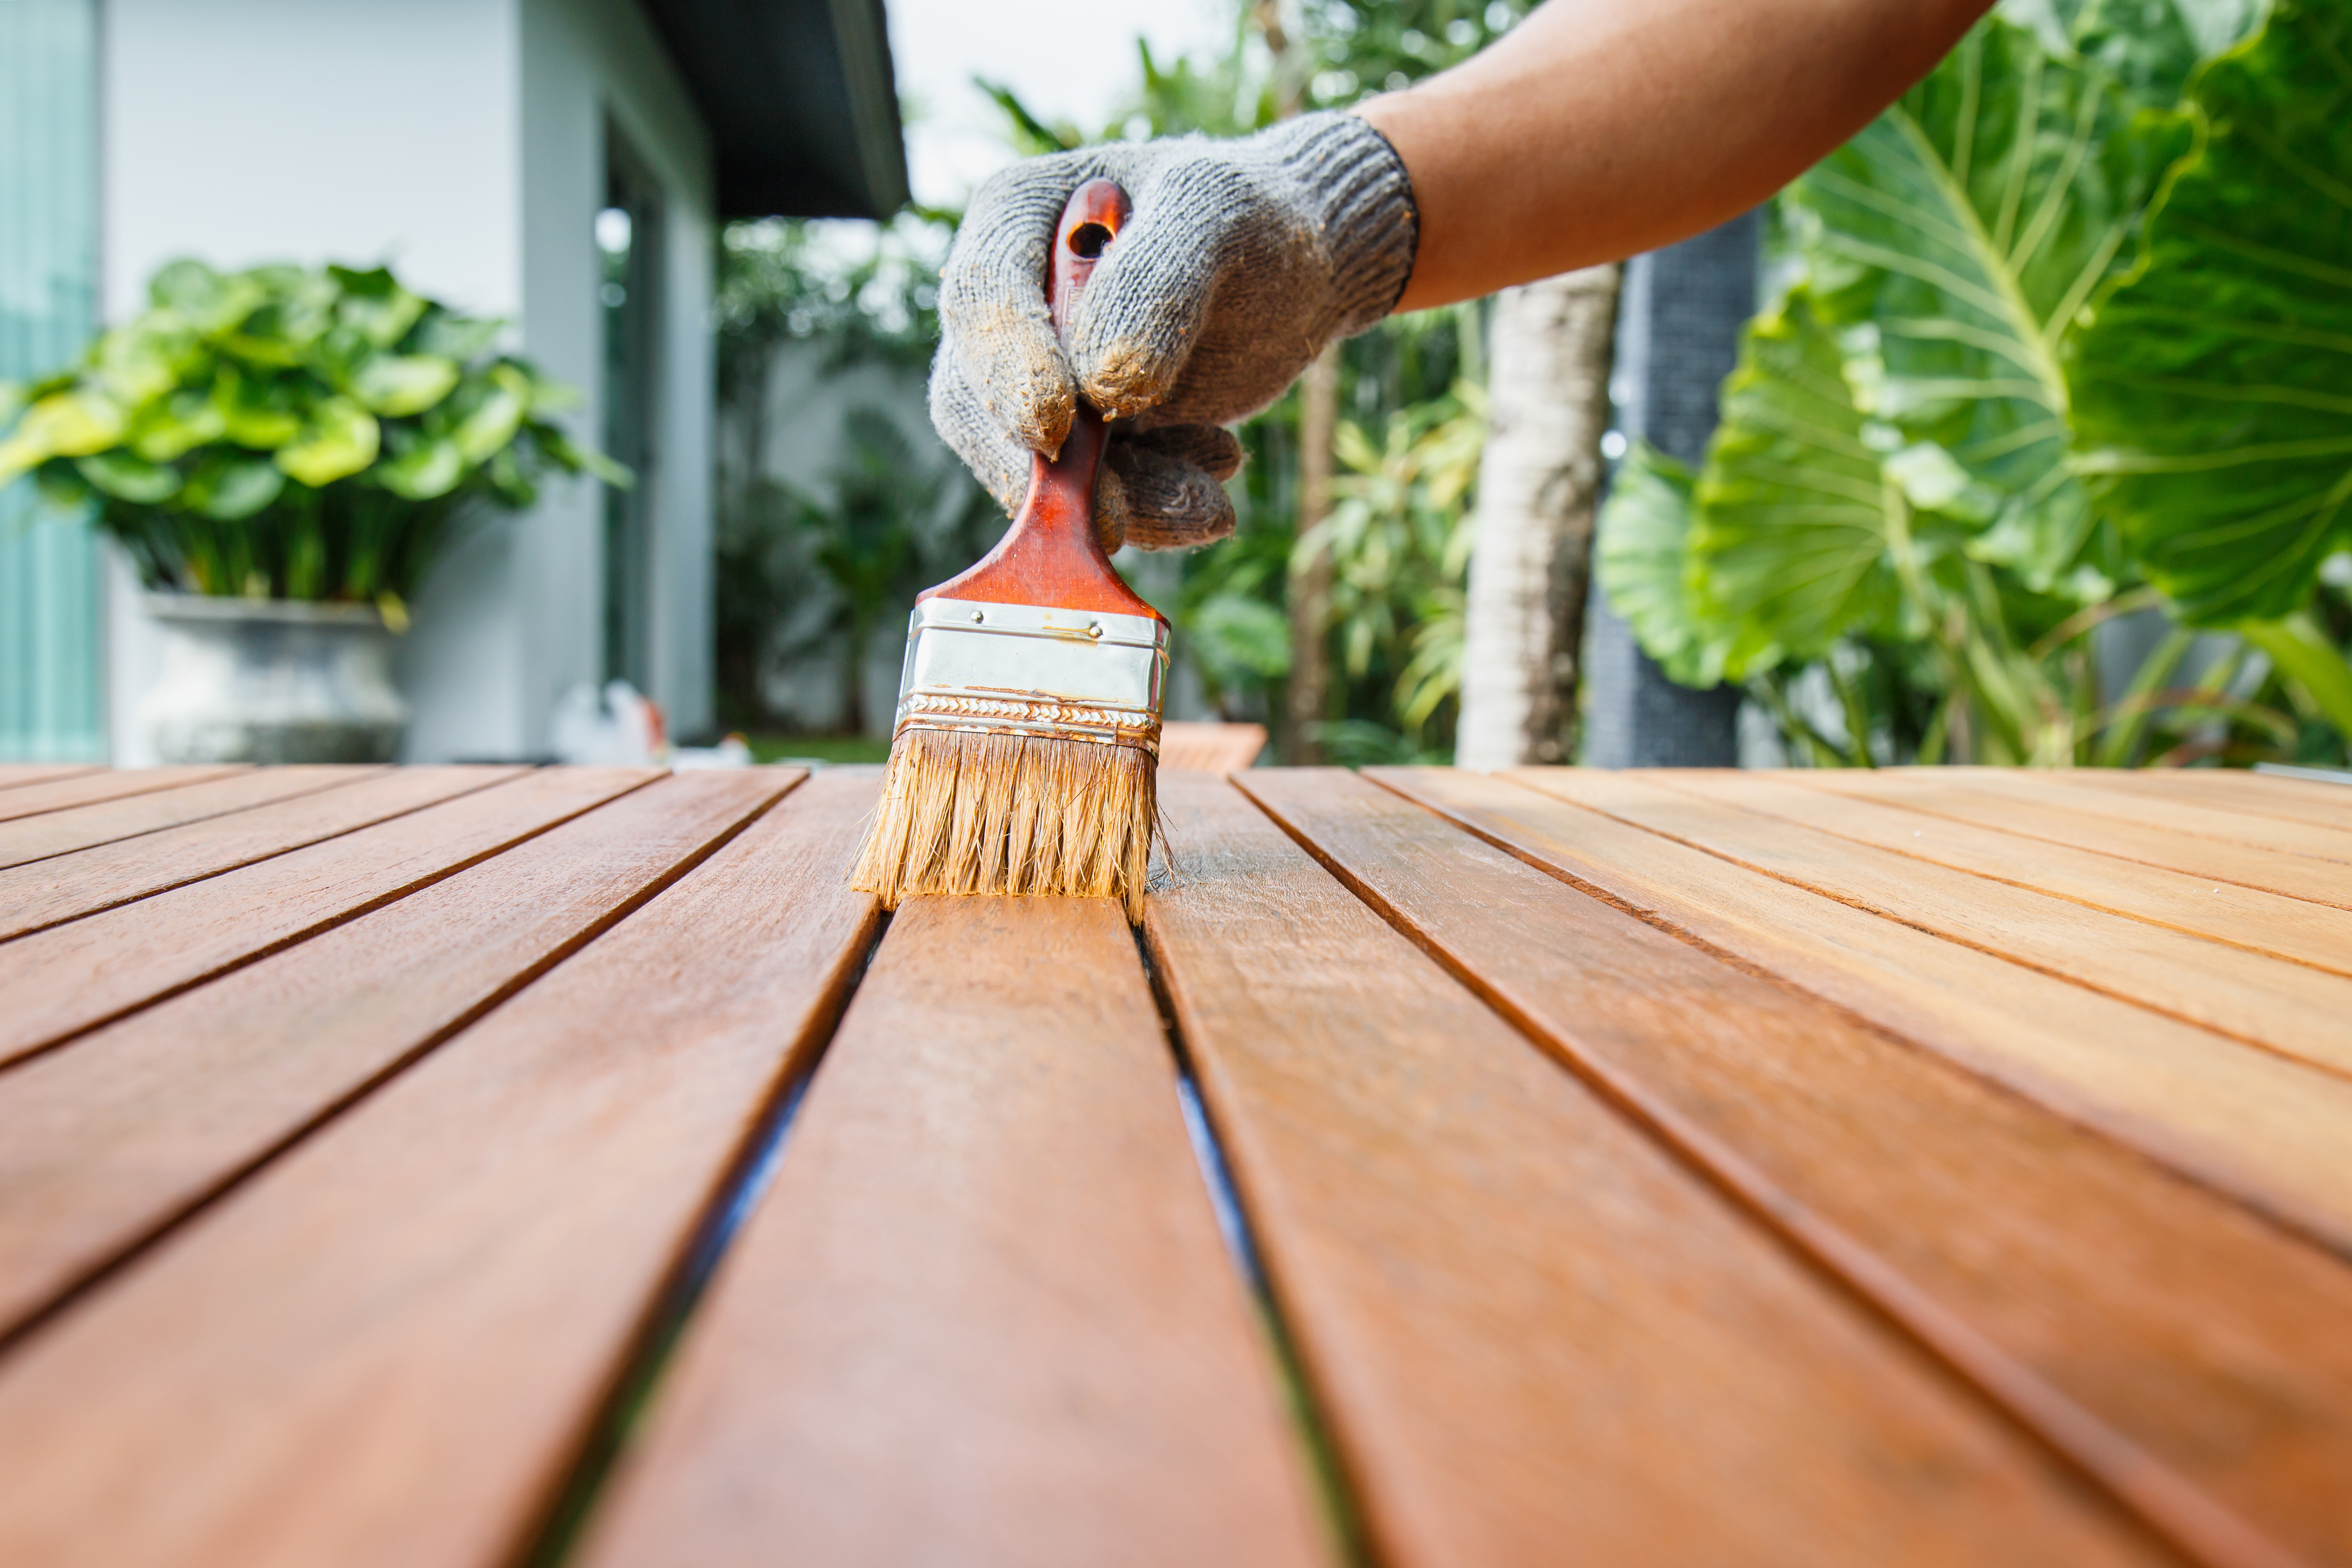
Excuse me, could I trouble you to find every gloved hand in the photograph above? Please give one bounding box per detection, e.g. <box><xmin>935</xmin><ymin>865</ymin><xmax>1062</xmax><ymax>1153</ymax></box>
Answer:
<box><xmin>931</xmin><ymin>112</ymin><xmax>1419</xmax><ymax>552</ymax></box>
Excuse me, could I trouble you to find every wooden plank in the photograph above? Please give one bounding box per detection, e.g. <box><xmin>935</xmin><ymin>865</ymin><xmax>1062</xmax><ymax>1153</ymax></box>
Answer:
<box><xmin>1371</xmin><ymin>767</ymin><xmax>2352</xmax><ymax>1262</ymax></box>
<box><xmin>576</xmin><ymin>894</ymin><xmax>1326</xmax><ymax>1568</ymax></box>
<box><xmin>1506</xmin><ymin>768</ymin><xmax>2352</xmax><ymax>1079</ymax></box>
<box><xmin>0</xmin><ymin>764</ymin><xmax>516</xmax><ymax>939</ymax></box>
<box><xmin>1793</xmin><ymin>767</ymin><xmax>2352</xmax><ymax>912</ymax></box>
<box><xmin>0</xmin><ymin>766</ymin><xmax>101</xmax><ymax>791</ymax></box>
<box><xmin>0</xmin><ymin>765</ymin><xmax>389</xmax><ymax>871</ymax></box>
<box><xmin>1907</xmin><ymin>766</ymin><xmax>2352</xmax><ymax>864</ymax></box>
<box><xmin>1139</xmin><ymin>772</ymin><xmax>2161</xmax><ymax>1568</ymax></box>
<box><xmin>0</xmin><ymin>767</ymin><xmax>647</xmax><ymax>1067</ymax></box>
<box><xmin>2061</xmin><ymin>768</ymin><xmax>2352</xmax><ymax>835</ymax></box>
<box><xmin>1650</xmin><ymin>769</ymin><xmax>2352</xmax><ymax>978</ymax></box>
<box><xmin>0</xmin><ymin>765</ymin><xmax>245</xmax><ymax>824</ymax></box>
<box><xmin>1251</xmin><ymin>769</ymin><xmax>2350</xmax><ymax>1568</ymax></box>
<box><xmin>0</xmin><ymin>769</ymin><xmax>881</xmax><ymax>1568</ymax></box>
<box><xmin>0</xmin><ymin>769</ymin><xmax>799</xmax><ymax>1340</ymax></box>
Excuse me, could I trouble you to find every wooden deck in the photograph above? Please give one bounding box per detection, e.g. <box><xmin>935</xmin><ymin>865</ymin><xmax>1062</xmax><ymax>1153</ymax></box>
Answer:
<box><xmin>0</xmin><ymin>760</ymin><xmax>2346</xmax><ymax>1568</ymax></box>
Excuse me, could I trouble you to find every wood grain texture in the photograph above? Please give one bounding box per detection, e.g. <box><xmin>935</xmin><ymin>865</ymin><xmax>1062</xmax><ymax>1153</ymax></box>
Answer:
<box><xmin>1370</xmin><ymin>767</ymin><xmax>2352</xmax><ymax>1261</ymax></box>
<box><xmin>0</xmin><ymin>764</ymin><xmax>519</xmax><ymax>940</ymax></box>
<box><xmin>1949</xmin><ymin>768</ymin><xmax>2352</xmax><ymax>862</ymax></box>
<box><xmin>0</xmin><ymin>766</ymin><xmax>244</xmax><ymax>824</ymax></box>
<box><xmin>2062</xmin><ymin>769</ymin><xmax>2352</xmax><ymax>835</ymax></box>
<box><xmin>1507</xmin><ymin>768</ymin><xmax>2352</xmax><ymax>1078</ymax></box>
<box><xmin>0</xmin><ymin>770</ymin><xmax>799</xmax><ymax>1339</ymax></box>
<box><xmin>1141</xmin><ymin>771</ymin><xmax>2160</xmax><ymax>1568</ymax></box>
<box><xmin>0</xmin><ymin>767</ymin><xmax>101</xmax><ymax>791</ymax></box>
<box><xmin>1650</xmin><ymin>770</ymin><xmax>2352</xmax><ymax>978</ymax></box>
<box><xmin>1793</xmin><ymin>771</ymin><xmax>2352</xmax><ymax>910</ymax></box>
<box><xmin>1251</xmin><ymin>769</ymin><xmax>2348</xmax><ymax>1568</ymax></box>
<box><xmin>0</xmin><ymin>767</ymin><xmax>643</xmax><ymax>1066</ymax></box>
<box><xmin>0</xmin><ymin>765</ymin><xmax>387</xmax><ymax>871</ymax></box>
<box><xmin>0</xmin><ymin>769</ymin><xmax>882</xmax><ymax>1568</ymax></box>
<box><xmin>577</xmin><ymin>894</ymin><xmax>1326</xmax><ymax>1568</ymax></box>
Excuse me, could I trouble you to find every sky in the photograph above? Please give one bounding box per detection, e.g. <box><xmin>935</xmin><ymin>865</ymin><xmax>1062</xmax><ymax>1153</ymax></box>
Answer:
<box><xmin>883</xmin><ymin>0</ymin><xmax>1230</xmax><ymax>210</ymax></box>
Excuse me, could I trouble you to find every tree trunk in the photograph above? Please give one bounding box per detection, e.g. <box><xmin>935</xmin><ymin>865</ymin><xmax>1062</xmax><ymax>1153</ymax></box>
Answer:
<box><xmin>1455</xmin><ymin>265</ymin><xmax>1622</xmax><ymax>769</ymax></box>
<box><xmin>1284</xmin><ymin>342</ymin><xmax>1341</xmax><ymax>763</ymax></box>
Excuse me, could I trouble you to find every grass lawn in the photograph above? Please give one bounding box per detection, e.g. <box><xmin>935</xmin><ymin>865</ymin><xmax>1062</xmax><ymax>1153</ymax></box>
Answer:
<box><xmin>744</xmin><ymin>734</ymin><xmax>894</xmax><ymax>766</ymax></box>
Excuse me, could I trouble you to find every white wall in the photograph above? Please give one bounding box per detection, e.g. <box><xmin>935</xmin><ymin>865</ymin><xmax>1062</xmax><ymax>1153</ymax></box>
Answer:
<box><xmin>100</xmin><ymin>0</ymin><xmax>714</xmax><ymax>761</ymax></box>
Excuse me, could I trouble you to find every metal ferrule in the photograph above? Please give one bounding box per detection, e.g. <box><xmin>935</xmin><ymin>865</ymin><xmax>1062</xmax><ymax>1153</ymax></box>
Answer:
<box><xmin>891</xmin><ymin>597</ymin><xmax>1170</xmax><ymax>754</ymax></box>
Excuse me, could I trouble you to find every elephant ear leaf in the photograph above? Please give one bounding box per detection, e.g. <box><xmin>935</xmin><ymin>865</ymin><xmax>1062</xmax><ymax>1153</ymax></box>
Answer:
<box><xmin>1596</xmin><ymin>441</ymin><xmax>1737</xmax><ymax>687</ymax></box>
<box><xmin>1790</xmin><ymin>12</ymin><xmax>2194</xmax><ymax>588</ymax></box>
<box><xmin>2070</xmin><ymin>0</ymin><xmax>2352</xmax><ymax>624</ymax></box>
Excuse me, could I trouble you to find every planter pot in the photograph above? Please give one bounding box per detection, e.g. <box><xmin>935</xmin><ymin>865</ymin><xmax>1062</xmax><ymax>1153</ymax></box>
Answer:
<box><xmin>141</xmin><ymin>593</ymin><xmax>410</xmax><ymax>764</ymax></box>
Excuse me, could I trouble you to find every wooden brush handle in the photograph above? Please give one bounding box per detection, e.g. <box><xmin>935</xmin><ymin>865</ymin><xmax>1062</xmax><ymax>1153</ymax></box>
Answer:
<box><xmin>919</xmin><ymin>180</ymin><xmax>1164</xmax><ymax>621</ymax></box>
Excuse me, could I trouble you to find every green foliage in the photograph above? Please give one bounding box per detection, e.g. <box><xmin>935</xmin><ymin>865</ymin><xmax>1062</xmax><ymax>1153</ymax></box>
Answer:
<box><xmin>2071</xmin><ymin>0</ymin><xmax>2352</xmax><ymax>635</ymax></box>
<box><xmin>1599</xmin><ymin>0</ymin><xmax>2351</xmax><ymax>767</ymax></box>
<box><xmin>0</xmin><ymin>260</ymin><xmax>616</xmax><ymax>607</ymax></box>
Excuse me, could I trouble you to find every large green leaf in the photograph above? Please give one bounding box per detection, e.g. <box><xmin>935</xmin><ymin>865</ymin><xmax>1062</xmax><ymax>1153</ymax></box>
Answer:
<box><xmin>2070</xmin><ymin>0</ymin><xmax>2352</xmax><ymax>623</ymax></box>
<box><xmin>1789</xmin><ymin>8</ymin><xmax>2208</xmax><ymax>584</ymax></box>
<box><xmin>1595</xmin><ymin>442</ymin><xmax>1735</xmax><ymax>686</ymax></box>
<box><xmin>275</xmin><ymin>396</ymin><xmax>380</xmax><ymax>487</ymax></box>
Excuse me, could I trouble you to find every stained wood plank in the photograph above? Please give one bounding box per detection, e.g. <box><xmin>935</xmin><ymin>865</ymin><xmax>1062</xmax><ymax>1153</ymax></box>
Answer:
<box><xmin>0</xmin><ymin>769</ymin><xmax>881</xmax><ymax>1568</ymax></box>
<box><xmin>0</xmin><ymin>765</ymin><xmax>388</xmax><ymax>871</ymax></box>
<box><xmin>1140</xmin><ymin>772</ymin><xmax>2160</xmax><ymax>1568</ymax></box>
<box><xmin>0</xmin><ymin>766</ymin><xmax>100</xmax><ymax>791</ymax></box>
<box><xmin>0</xmin><ymin>766</ymin><xmax>245</xmax><ymax>824</ymax></box>
<box><xmin>1251</xmin><ymin>769</ymin><xmax>2348</xmax><ymax>1568</ymax></box>
<box><xmin>1650</xmin><ymin>769</ymin><xmax>2352</xmax><ymax>978</ymax></box>
<box><xmin>1974</xmin><ymin>768</ymin><xmax>2352</xmax><ymax>860</ymax></box>
<box><xmin>0</xmin><ymin>764</ymin><xmax>517</xmax><ymax>939</ymax></box>
<box><xmin>577</xmin><ymin>894</ymin><xmax>1326</xmax><ymax>1568</ymax></box>
<box><xmin>0</xmin><ymin>767</ymin><xmax>648</xmax><ymax>1067</ymax></box>
<box><xmin>1508</xmin><ymin>768</ymin><xmax>2352</xmax><ymax>1079</ymax></box>
<box><xmin>2064</xmin><ymin>768</ymin><xmax>2352</xmax><ymax>834</ymax></box>
<box><xmin>1793</xmin><ymin>768</ymin><xmax>2352</xmax><ymax>911</ymax></box>
<box><xmin>0</xmin><ymin>769</ymin><xmax>799</xmax><ymax>1340</ymax></box>
<box><xmin>1371</xmin><ymin>767</ymin><xmax>2352</xmax><ymax>1261</ymax></box>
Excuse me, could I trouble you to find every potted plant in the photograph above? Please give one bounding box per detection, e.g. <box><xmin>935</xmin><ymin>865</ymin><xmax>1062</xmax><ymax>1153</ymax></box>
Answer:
<box><xmin>0</xmin><ymin>259</ymin><xmax>625</xmax><ymax>763</ymax></box>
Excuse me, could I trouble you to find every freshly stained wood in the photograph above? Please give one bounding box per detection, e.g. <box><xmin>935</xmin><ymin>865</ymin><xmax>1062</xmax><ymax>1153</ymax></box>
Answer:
<box><xmin>1372</xmin><ymin>767</ymin><xmax>2352</xmax><ymax>1260</ymax></box>
<box><xmin>578</xmin><ymin>895</ymin><xmax>1325</xmax><ymax>1568</ymax></box>
<box><xmin>1649</xmin><ymin>769</ymin><xmax>2352</xmax><ymax>978</ymax></box>
<box><xmin>0</xmin><ymin>767</ymin><xmax>647</xmax><ymax>1066</ymax></box>
<box><xmin>0</xmin><ymin>765</ymin><xmax>243</xmax><ymax>825</ymax></box>
<box><xmin>0</xmin><ymin>764</ymin><xmax>514</xmax><ymax>939</ymax></box>
<box><xmin>1141</xmin><ymin>772</ymin><xmax>2159</xmax><ymax>1568</ymax></box>
<box><xmin>0</xmin><ymin>765</ymin><xmax>387</xmax><ymax>871</ymax></box>
<box><xmin>1506</xmin><ymin>768</ymin><xmax>2352</xmax><ymax>1079</ymax></box>
<box><xmin>0</xmin><ymin>770</ymin><xmax>882</xmax><ymax>1568</ymax></box>
<box><xmin>2065</xmin><ymin>767</ymin><xmax>2352</xmax><ymax>835</ymax></box>
<box><xmin>1797</xmin><ymin>771</ymin><xmax>2352</xmax><ymax>910</ymax></box>
<box><xmin>1249</xmin><ymin>769</ymin><xmax>2350</xmax><ymax>1568</ymax></box>
<box><xmin>0</xmin><ymin>766</ymin><xmax>100</xmax><ymax>790</ymax></box>
<box><xmin>1939</xmin><ymin>767</ymin><xmax>2352</xmax><ymax>862</ymax></box>
<box><xmin>0</xmin><ymin>770</ymin><xmax>798</xmax><ymax>1338</ymax></box>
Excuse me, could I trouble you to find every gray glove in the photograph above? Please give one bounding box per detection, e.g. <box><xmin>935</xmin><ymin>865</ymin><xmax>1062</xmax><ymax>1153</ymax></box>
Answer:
<box><xmin>931</xmin><ymin>112</ymin><xmax>1419</xmax><ymax>551</ymax></box>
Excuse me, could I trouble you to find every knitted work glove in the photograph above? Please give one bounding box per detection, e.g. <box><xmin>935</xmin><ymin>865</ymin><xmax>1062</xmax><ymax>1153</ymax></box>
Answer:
<box><xmin>932</xmin><ymin>112</ymin><xmax>1419</xmax><ymax>552</ymax></box>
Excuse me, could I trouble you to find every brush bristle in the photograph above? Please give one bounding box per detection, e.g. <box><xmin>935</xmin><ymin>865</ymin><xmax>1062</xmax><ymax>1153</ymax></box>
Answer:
<box><xmin>850</xmin><ymin>728</ymin><xmax>1157</xmax><ymax>922</ymax></box>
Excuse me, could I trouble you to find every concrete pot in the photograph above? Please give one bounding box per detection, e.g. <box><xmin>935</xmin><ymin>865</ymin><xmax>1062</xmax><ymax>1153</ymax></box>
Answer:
<box><xmin>141</xmin><ymin>593</ymin><xmax>410</xmax><ymax>764</ymax></box>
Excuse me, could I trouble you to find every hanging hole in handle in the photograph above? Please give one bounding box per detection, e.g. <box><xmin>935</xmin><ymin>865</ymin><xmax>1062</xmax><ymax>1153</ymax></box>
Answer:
<box><xmin>1067</xmin><ymin>222</ymin><xmax>1114</xmax><ymax>260</ymax></box>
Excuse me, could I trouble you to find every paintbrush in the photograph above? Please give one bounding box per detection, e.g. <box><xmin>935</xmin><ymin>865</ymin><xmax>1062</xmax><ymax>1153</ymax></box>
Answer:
<box><xmin>850</xmin><ymin>178</ymin><xmax>1168</xmax><ymax>922</ymax></box>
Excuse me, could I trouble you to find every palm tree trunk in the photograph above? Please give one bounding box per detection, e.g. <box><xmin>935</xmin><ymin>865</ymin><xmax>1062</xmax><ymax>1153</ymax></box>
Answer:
<box><xmin>1455</xmin><ymin>264</ymin><xmax>1622</xmax><ymax>768</ymax></box>
<box><xmin>1286</xmin><ymin>342</ymin><xmax>1340</xmax><ymax>762</ymax></box>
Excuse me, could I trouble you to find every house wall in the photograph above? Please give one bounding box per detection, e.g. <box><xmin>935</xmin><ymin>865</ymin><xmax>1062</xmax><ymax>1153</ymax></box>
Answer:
<box><xmin>98</xmin><ymin>0</ymin><xmax>713</xmax><ymax>762</ymax></box>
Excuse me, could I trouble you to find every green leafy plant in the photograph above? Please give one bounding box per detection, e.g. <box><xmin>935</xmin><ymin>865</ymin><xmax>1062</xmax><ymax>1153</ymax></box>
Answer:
<box><xmin>0</xmin><ymin>259</ymin><xmax>622</xmax><ymax>613</ymax></box>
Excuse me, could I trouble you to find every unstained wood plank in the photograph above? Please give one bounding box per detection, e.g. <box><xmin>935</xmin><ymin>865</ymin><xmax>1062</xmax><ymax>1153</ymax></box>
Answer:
<box><xmin>1250</xmin><ymin>769</ymin><xmax>2349</xmax><ymax>1568</ymax></box>
<box><xmin>1140</xmin><ymin>772</ymin><xmax>2160</xmax><ymax>1568</ymax></box>
<box><xmin>2063</xmin><ymin>768</ymin><xmax>2352</xmax><ymax>835</ymax></box>
<box><xmin>0</xmin><ymin>767</ymin><xmax>647</xmax><ymax>1067</ymax></box>
<box><xmin>0</xmin><ymin>766</ymin><xmax>245</xmax><ymax>824</ymax></box>
<box><xmin>1648</xmin><ymin>770</ymin><xmax>2352</xmax><ymax>979</ymax></box>
<box><xmin>0</xmin><ymin>769</ymin><xmax>798</xmax><ymax>1339</ymax></box>
<box><xmin>0</xmin><ymin>767</ymin><xmax>100</xmax><ymax>791</ymax></box>
<box><xmin>576</xmin><ymin>894</ymin><xmax>1326</xmax><ymax>1568</ymax></box>
<box><xmin>1793</xmin><ymin>768</ymin><xmax>2352</xmax><ymax>912</ymax></box>
<box><xmin>1507</xmin><ymin>768</ymin><xmax>2352</xmax><ymax>1079</ymax></box>
<box><xmin>1370</xmin><ymin>767</ymin><xmax>2352</xmax><ymax>1263</ymax></box>
<box><xmin>0</xmin><ymin>769</ymin><xmax>881</xmax><ymax>1568</ymax></box>
<box><xmin>0</xmin><ymin>764</ymin><xmax>516</xmax><ymax>939</ymax></box>
<box><xmin>0</xmin><ymin>765</ymin><xmax>388</xmax><ymax>871</ymax></box>
<box><xmin>1972</xmin><ymin>768</ymin><xmax>2352</xmax><ymax>860</ymax></box>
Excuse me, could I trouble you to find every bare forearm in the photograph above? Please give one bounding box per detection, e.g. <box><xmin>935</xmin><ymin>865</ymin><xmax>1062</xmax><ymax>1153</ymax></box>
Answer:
<box><xmin>1357</xmin><ymin>0</ymin><xmax>1993</xmax><ymax>311</ymax></box>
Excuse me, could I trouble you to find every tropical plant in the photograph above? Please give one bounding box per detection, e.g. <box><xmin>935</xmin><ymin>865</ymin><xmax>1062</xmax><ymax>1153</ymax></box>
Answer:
<box><xmin>1596</xmin><ymin>0</ymin><xmax>2352</xmax><ymax>767</ymax></box>
<box><xmin>0</xmin><ymin>259</ymin><xmax>621</xmax><ymax>614</ymax></box>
